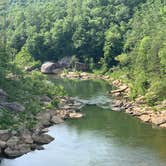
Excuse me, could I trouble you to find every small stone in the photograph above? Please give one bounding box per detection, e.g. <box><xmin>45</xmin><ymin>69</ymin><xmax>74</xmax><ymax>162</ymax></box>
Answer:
<box><xmin>41</xmin><ymin>128</ymin><xmax>49</xmax><ymax>133</ymax></box>
<box><xmin>36</xmin><ymin>145</ymin><xmax>44</xmax><ymax>150</ymax></box>
<box><xmin>0</xmin><ymin>140</ymin><xmax>7</xmax><ymax>149</ymax></box>
<box><xmin>0</xmin><ymin>130</ymin><xmax>11</xmax><ymax>141</ymax></box>
<box><xmin>40</xmin><ymin>96</ymin><xmax>52</xmax><ymax>102</ymax></box>
<box><xmin>11</xmin><ymin>130</ymin><xmax>18</xmax><ymax>136</ymax></box>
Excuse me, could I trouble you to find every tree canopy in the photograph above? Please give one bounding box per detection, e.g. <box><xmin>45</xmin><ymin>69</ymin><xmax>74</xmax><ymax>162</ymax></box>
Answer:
<box><xmin>0</xmin><ymin>0</ymin><xmax>166</xmax><ymax>103</ymax></box>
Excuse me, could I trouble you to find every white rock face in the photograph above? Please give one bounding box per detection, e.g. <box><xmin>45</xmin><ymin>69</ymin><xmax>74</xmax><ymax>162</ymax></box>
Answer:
<box><xmin>41</xmin><ymin>62</ymin><xmax>56</xmax><ymax>74</ymax></box>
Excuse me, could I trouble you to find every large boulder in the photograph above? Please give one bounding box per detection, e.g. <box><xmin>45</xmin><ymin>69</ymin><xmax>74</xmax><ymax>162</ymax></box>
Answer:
<box><xmin>4</xmin><ymin>144</ymin><xmax>31</xmax><ymax>158</ymax></box>
<box><xmin>41</xmin><ymin>62</ymin><xmax>60</xmax><ymax>74</ymax></box>
<box><xmin>4</xmin><ymin>147</ymin><xmax>24</xmax><ymax>157</ymax></box>
<box><xmin>20</xmin><ymin>131</ymin><xmax>33</xmax><ymax>144</ymax></box>
<box><xmin>32</xmin><ymin>134</ymin><xmax>54</xmax><ymax>144</ymax></box>
<box><xmin>0</xmin><ymin>102</ymin><xmax>25</xmax><ymax>113</ymax></box>
<box><xmin>36</xmin><ymin>112</ymin><xmax>51</xmax><ymax>127</ymax></box>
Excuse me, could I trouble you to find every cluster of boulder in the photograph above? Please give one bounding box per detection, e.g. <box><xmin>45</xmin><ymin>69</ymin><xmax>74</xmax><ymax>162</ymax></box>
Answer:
<box><xmin>110</xmin><ymin>80</ymin><xmax>166</xmax><ymax>128</ymax></box>
<box><xmin>0</xmin><ymin>129</ymin><xmax>54</xmax><ymax>158</ymax></box>
<box><xmin>41</xmin><ymin>57</ymin><xmax>88</xmax><ymax>74</ymax></box>
<box><xmin>57</xmin><ymin>96</ymin><xmax>85</xmax><ymax>119</ymax></box>
<box><xmin>0</xmin><ymin>88</ymin><xmax>85</xmax><ymax>158</ymax></box>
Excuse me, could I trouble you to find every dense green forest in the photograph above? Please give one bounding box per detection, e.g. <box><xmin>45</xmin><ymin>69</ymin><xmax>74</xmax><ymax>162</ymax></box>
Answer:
<box><xmin>0</xmin><ymin>0</ymin><xmax>166</xmax><ymax>109</ymax></box>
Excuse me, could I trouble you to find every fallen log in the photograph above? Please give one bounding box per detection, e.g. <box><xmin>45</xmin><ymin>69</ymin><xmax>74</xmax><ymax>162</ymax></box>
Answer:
<box><xmin>111</xmin><ymin>85</ymin><xmax>128</xmax><ymax>94</ymax></box>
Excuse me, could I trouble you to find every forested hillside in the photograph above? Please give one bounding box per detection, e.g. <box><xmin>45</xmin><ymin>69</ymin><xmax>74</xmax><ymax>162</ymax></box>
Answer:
<box><xmin>0</xmin><ymin>0</ymin><xmax>166</xmax><ymax>105</ymax></box>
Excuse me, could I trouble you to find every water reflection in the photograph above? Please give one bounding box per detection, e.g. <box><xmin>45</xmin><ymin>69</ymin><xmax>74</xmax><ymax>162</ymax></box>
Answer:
<box><xmin>48</xmin><ymin>77</ymin><xmax>111</xmax><ymax>99</ymax></box>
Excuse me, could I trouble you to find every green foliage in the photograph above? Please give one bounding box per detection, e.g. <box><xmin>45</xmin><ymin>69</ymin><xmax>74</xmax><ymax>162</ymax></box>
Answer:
<box><xmin>115</xmin><ymin>53</ymin><xmax>129</xmax><ymax>66</ymax></box>
<box><xmin>123</xmin><ymin>0</ymin><xmax>166</xmax><ymax>101</ymax></box>
<box><xmin>14</xmin><ymin>47</ymin><xmax>41</xmax><ymax>69</ymax></box>
<box><xmin>6</xmin><ymin>0</ymin><xmax>145</xmax><ymax>64</ymax></box>
<box><xmin>0</xmin><ymin>108</ymin><xmax>16</xmax><ymax>129</ymax></box>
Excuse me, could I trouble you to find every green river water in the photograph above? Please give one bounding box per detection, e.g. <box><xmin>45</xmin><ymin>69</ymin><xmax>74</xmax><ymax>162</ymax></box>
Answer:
<box><xmin>1</xmin><ymin>77</ymin><xmax>166</xmax><ymax>166</ymax></box>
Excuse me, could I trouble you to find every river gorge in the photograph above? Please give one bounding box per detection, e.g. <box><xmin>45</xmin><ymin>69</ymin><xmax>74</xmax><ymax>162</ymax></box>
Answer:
<box><xmin>1</xmin><ymin>77</ymin><xmax>166</xmax><ymax>166</ymax></box>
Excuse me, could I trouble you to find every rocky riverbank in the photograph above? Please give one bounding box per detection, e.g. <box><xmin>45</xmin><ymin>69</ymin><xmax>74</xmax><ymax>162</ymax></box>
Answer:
<box><xmin>110</xmin><ymin>80</ymin><xmax>166</xmax><ymax>128</ymax></box>
<box><xmin>0</xmin><ymin>89</ymin><xmax>85</xmax><ymax>158</ymax></box>
<box><xmin>58</xmin><ymin>71</ymin><xmax>166</xmax><ymax>129</ymax></box>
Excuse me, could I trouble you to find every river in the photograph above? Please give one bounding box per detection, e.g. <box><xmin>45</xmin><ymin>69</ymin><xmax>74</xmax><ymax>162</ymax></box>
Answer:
<box><xmin>1</xmin><ymin>78</ymin><xmax>166</xmax><ymax>166</ymax></box>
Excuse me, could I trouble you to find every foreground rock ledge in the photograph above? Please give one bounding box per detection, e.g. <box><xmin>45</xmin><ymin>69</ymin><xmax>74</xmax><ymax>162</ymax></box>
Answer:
<box><xmin>0</xmin><ymin>97</ymin><xmax>85</xmax><ymax>158</ymax></box>
<box><xmin>0</xmin><ymin>130</ymin><xmax>55</xmax><ymax>158</ymax></box>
